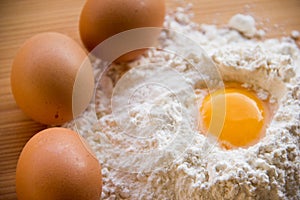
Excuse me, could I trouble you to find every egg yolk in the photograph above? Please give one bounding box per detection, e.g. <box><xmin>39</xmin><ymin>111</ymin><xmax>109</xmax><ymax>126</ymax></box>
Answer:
<box><xmin>200</xmin><ymin>87</ymin><xmax>265</xmax><ymax>149</ymax></box>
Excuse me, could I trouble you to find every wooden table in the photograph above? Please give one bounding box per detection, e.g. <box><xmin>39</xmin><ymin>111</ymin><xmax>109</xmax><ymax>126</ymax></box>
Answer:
<box><xmin>1</xmin><ymin>0</ymin><xmax>299</xmax><ymax>199</ymax></box>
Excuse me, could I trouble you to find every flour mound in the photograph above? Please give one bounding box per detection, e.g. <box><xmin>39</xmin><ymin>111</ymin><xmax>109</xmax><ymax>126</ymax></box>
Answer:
<box><xmin>64</xmin><ymin>6</ymin><xmax>300</xmax><ymax>200</ymax></box>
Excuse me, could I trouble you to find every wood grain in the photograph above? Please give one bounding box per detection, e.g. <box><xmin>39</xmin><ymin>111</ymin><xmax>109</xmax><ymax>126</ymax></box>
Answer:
<box><xmin>0</xmin><ymin>0</ymin><xmax>299</xmax><ymax>199</ymax></box>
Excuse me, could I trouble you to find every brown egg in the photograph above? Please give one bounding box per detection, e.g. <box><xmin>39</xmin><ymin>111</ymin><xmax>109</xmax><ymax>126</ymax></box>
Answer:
<box><xmin>16</xmin><ymin>127</ymin><xmax>102</xmax><ymax>200</ymax></box>
<box><xmin>79</xmin><ymin>0</ymin><xmax>166</xmax><ymax>62</ymax></box>
<box><xmin>11</xmin><ymin>32</ymin><xmax>94</xmax><ymax>125</ymax></box>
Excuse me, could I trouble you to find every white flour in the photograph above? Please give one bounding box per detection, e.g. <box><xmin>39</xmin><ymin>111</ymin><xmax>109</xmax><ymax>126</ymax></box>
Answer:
<box><xmin>64</xmin><ymin>5</ymin><xmax>300</xmax><ymax>200</ymax></box>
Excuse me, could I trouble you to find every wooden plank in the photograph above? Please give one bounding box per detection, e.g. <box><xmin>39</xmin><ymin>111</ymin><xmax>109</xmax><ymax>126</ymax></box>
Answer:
<box><xmin>0</xmin><ymin>0</ymin><xmax>299</xmax><ymax>199</ymax></box>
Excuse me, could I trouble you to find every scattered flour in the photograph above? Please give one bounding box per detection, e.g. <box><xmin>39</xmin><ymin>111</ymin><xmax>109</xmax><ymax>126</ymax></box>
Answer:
<box><xmin>64</xmin><ymin>5</ymin><xmax>300</xmax><ymax>200</ymax></box>
<box><xmin>228</xmin><ymin>14</ymin><xmax>257</xmax><ymax>37</ymax></box>
<box><xmin>291</xmin><ymin>30</ymin><xmax>300</xmax><ymax>40</ymax></box>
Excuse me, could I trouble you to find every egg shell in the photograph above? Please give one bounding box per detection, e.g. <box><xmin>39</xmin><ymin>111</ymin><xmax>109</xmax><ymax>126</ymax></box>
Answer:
<box><xmin>11</xmin><ymin>32</ymin><xmax>94</xmax><ymax>125</ymax></box>
<box><xmin>16</xmin><ymin>127</ymin><xmax>102</xmax><ymax>200</ymax></box>
<box><xmin>79</xmin><ymin>0</ymin><xmax>165</xmax><ymax>62</ymax></box>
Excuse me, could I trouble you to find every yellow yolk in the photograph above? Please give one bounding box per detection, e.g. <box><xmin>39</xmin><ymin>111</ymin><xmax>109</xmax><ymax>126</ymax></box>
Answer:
<box><xmin>200</xmin><ymin>87</ymin><xmax>266</xmax><ymax>149</ymax></box>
